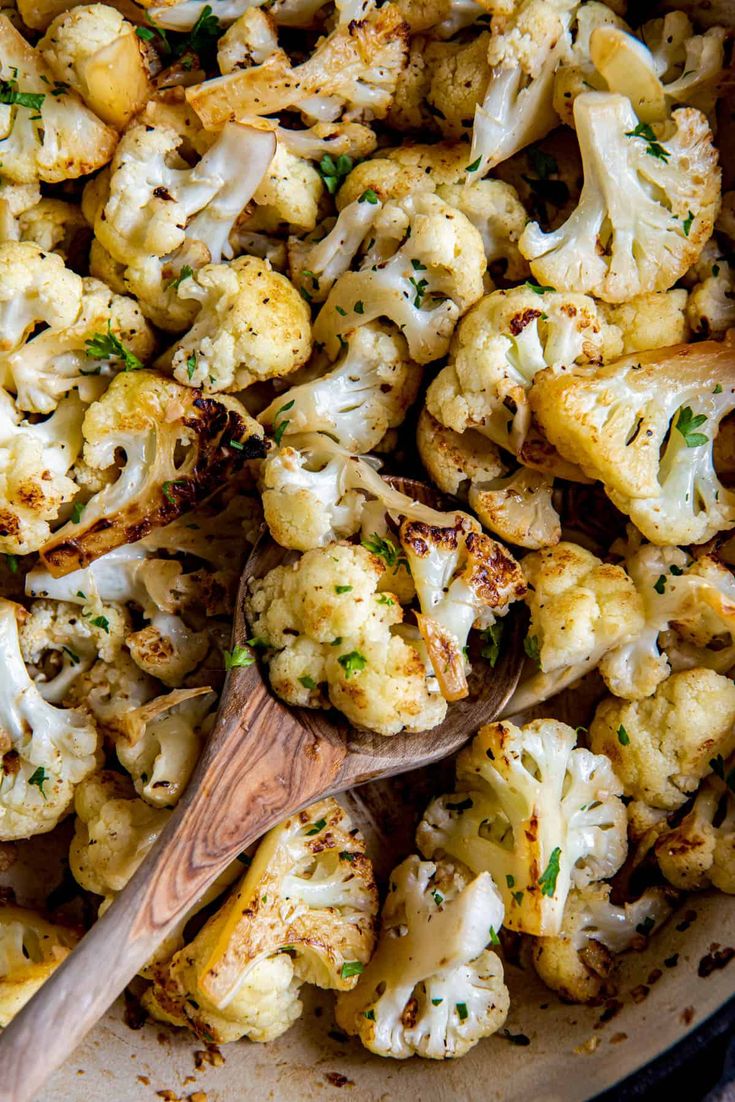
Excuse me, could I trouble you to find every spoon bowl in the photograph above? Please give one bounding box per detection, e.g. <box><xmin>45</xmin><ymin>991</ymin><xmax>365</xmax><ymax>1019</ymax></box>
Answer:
<box><xmin>0</xmin><ymin>476</ymin><xmax>524</xmax><ymax>1102</ymax></box>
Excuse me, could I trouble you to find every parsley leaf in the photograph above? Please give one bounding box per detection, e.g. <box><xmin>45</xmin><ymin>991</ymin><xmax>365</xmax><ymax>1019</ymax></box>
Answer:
<box><xmin>306</xmin><ymin>818</ymin><xmax>327</xmax><ymax>835</ymax></box>
<box><xmin>335</xmin><ymin>585</ymin><xmax>352</xmax><ymax>594</ymax></box>
<box><xmin>358</xmin><ymin>188</ymin><xmax>378</xmax><ymax>204</ymax></box>
<box><xmin>480</xmin><ymin>622</ymin><xmax>504</xmax><ymax>667</ymax></box>
<box><xmin>85</xmin><ymin>322</ymin><xmax>143</xmax><ymax>371</ymax></box>
<box><xmin>523</xmin><ymin>634</ymin><xmax>541</xmax><ymax>664</ymax></box>
<box><xmin>273</xmin><ymin>399</ymin><xmax>295</xmax><ymax>446</ymax></box>
<box><xmin>298</xmin><ymin>675</ymin><xmax>317</xmax><ymax>690</ymax></box>
<box><xmin>89</xmin><ymin>615</ymin><xmax>110</xmax><ymax>633</ymax></box>
<box><xmin>224</xmin><ymin>645</ymin><xmax>255</xmax><ymax>670</ymax></box>
<box><xmin>465</xmin><ymin>156</ymin><xmax>482</xmax><ymax>173</ymax></box>
<box><xmin>0</xmin><ymin>81</ymin><xmax>44</xmax><ymax>111</ymax></box>
<box><xmin>682</xmin><ymin>210</ymin><xmax>694</xmax><ymax>237</ymax></box>
<box><xmin>70</xmin><ymin>501</ymin><xmax>85</xmax><ymax>525</ymax></box>
<box><xmin>408</xmin><ymin>275</ymin><xmax>428</xmax><ymax>308</ymax></box>
<box><xmin>167</xmin><ymin>264</ymin><xmax>194</xmax><ymax>290</ymax></box>
<box><xmin>524</xmin><ymin>279</ymin><xmax>555</xmax><ymax>295</ymax></box>
<box><xmin>318</xmin><ymin>154</ymin><xmax>353</xmax><ymax>194</ymax></box>
<box><xmin>456</xmin><ymin>1002</ymin><xmax>469</xmax><ymax>1021</ymax></box>
<box><xmin>338</xmin><ymin>650</ymin><xmax>367</xmax><ymax>677</ymax></box>
<box><xmin>675</xmin><ymin>406</ymin><xmax>708</xmax><ymax>448</ymax></box>
<box><xmin>538</xmin><ymin>846</ymin><xmax>562</xmax><ymax>897</ymax></box>
<box><xmin>28</xmin><ymin>766</ymin><xmax>49</xmax><ymax>799</ymax></box>
<box><xmin>5</xmin><ymin>553</ymin><xmax>18</xmax><ymax>574</ymax></box>
<box><xmin>162</xmin><ymin>479</ymin><xmax>187</xmax><ymax>505</ymax></box>
<box><xmin>361</xmin><ymin>533</ymin><xmax>409</xmax><ymax>572</ymax></box>
<box><xmin>653</xmin><ymin>574</ymin><xmax>667</xmax><ymax>594</ymax></box>
<box><xmin>617</xmin><ymin>724</ymin><xmax>630</xmax><ymax>746</ymax></box>
<box><xmin>625</xmin><ymin>121</ymin><xmax>670</xmax><ymax>161</ymax></box>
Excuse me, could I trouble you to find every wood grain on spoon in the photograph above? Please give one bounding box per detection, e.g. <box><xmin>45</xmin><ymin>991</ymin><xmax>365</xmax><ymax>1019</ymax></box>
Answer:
<box><xmin>0</xmin><ymin>479</ymin><xmax>524</xmax><ymax>1102</ymax></box>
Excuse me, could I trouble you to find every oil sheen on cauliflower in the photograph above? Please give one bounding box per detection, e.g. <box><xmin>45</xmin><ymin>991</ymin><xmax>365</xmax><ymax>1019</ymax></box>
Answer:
<box><xmin>144</xmin><ymin>798</ymin><xmax>378</xmax><ymax>1043</ymax></box>
<box><xmin>589</xmin><ymin>668</ymin><xmax>735</xmax><ymax>811</ymax></box>
<box><xmin>245</xmin><ymin>542</ymin><xmax>447</xmax><ymax>736</ymax></box>
<box><xmin>530</xmin><ymin>341</ymin><xmax>735</xmax><ymax>546</ymax></box>
<box><xmin>336</xmin><ymin>855</ymin><xmax>509</xmax><ymax>1059</ymax></box>
<box><xmin>519</xmin><ymin>93</ymin><xmax>720</xmax><ymax>302</ymax></box>
<box><xmin>417</xmin><ymin>719</ymin><xmax>628</xmax><ymax>936</ymax></box>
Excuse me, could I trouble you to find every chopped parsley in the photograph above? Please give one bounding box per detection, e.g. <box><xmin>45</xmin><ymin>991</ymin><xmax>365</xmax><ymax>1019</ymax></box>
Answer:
<box><xmin>224</xmin><ymin>645</ymin><xmax>255</xmax><ymax>670</ymax></box>
<box><xmin>524</xmin><ymin>279</ymin><xmax>555</xmax><ymax>295</ymax></box>
<box><xmin>0</xmin><ymin>81</ymin><xmax>44</xmax><ymax>111</ymax></box>
<box><xmin>335</xmin><ymin>585</ymin><xmax>352</xmax><ymax>594</ymax></box>
<box><xmin>523</xmin><ymin>634</ymin><xmax>541</xmax><ymax>664</ymax></box>
<box><xmin>318</xmin><ymin>154</ymin><xmax>353</xmax><ymax>194</ymax></box>
<box><xmin>339</xmin><ymin>850</ymin><xmax>356</xmax><ymax>862</ymax></box>
<box><xmin>538</xmin><ymin>846</ymin><xmax>562</xmax><ymax>898</ymax></box>
<box><xmin>273</xmin><ymin>399</ymin><xmax>295</xmax><ymax>447</ymax></box>
<box><xmin>363</xmin><ymin>1009</ymin><xmax>376</xmax><ymax>1020</ymax></box>
<box><xmin>70</xmin><ymin>501</ymin><xmax>85</xmax><ymax>525</ymax></box>
<box><xmin>186</xmin><ymin>353</ymin><xmax>197</xmax><ymax>381</ymax></box>
<box><xmin>62</xmin><ymin>646</ymin><xmax>80</xmax><ymax>665</ymax></box>
<box><xmin>506</xmin><ymin>874</ymin><xmax>515</xmax><ymax>888</ymax></box>
<box><xmin>480</xmin><ymin>622</ymin><xmax>504</xmax><ymax>667</ymax></box>
<box><xmin>167</xmin><ymin>264</ymin><xmax>194</xmax><ymax>290</ymax></box>
<box><xmin>617</xmin><ymin>724</ymin><xmax>630</xmax><ymax>746</ymax></box>
<box><xmin>358</xmin><ymin>188</ymin><xmax>378</xmax><ymax>204</ymax></box>
<box><xmin>512</xmin><ymin>890</ymin><xmax>524</xmax><ymax>907</ymax></box>
<box><xmin>354</xmin><ymin>300</ymin><xmax>365</xmax><ymax>314</ymax></box>
<box><xmin>465</xmin><ymin>156</ymin><xmax>482</xmax><ymax>173</ymax></box>
<box><xmin>489</xmin><ymin>926</ymin><xmax>500</xmax><ymax>945</ymax></box>
<box><xmin>361</xmin><ymin>533</ymin><xmax>409</xmax><ymax>573</ymax></box>
<box><xmin>28</xmin><ymin>766</ymin><xmax>49</xmax><ymax>799</ymax></box>
<box><xmin>682</xmin><ymin>210</ymin><xmax>694</xmax><ymax>237</ymax></box>
<box><xmin>675</xmin><ymin>406</ymin><xmax>708</xmax><ymax>448</ymax></box>
<box><xmin>85</xmin><ymin>322</ymin><xmax>143</xmax><ymax>371</ymax></box>
<box><xmin>5</xmin><ymin>554</ymin><xmax>18</xmax><ymax>574</ymax></box>
<box><xmin>306</xmin><ymin>818</ymin><xmax>327</xmax><ymax>836</ymax></box>
<box><xmin>89</xmin><ymin>615</ymin><xmax>110</xmax><ymax>633</ymax></box>
<box><xmin>376</xmin><ymin>594</ymin><xmax>394</xmax><ymax>605</ymax></box>
<box><xmin>432</xmin><ymin>890</ymin><xmax>444</xmax><ymax>906</ymax></box>
<box><xmin>456</xmin><ymin>1002</ymin><xmax>468</xmax><ymax>1021</ymax></box>
<box><xmin>298</xmin><ymin>675</ymin><xmax>317</xmax><ymax>690</ymax></box>
<box><xmin>338</xmin><ymin>650</ymin><xmax>367</xmax><ymax>677</ymax></box>
<box><xmin>625</xmin><ymin>121</ymin><xmax>670</xmax><ymax>161</ymax></box>
<box><xmin>636</xmin><ymin>915</ymin><xmax>655</xmax><ymax>937</ymax></box>
<box><xmin>714</xmin><ymin>383</ymin><xmax>723</xmax><ymax>394</ymax></box>
<box><xmin>341</xmin><ymin>960</ymin><xmax>364</xmax><ymax>979</ymax></box>
<box><xmin>431</xmin><ymin>998</ymin><xmax>443</xmax><ymax>1006</ymax></box>
<box><xmin>653</xmin><ymin>574</ymin><xmax>667</xmax><ymax>594</ymax></box>
<box><xmin>408</xmin><ymin>275</ymin><xmax>428</xmax><ymax>308</ymax></box>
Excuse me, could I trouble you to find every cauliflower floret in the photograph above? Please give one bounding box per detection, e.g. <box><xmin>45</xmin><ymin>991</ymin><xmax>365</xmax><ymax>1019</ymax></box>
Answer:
<box><xmin>399</xmin><ymin>514</ymin><xmax>526</xmax><ymax>700</ymax></box>
<box><xmin>519</xmin><ymin>94</ymin><xmax>720</xmax><ymax>302</ymax></box>
<box><xmin>0</xmin><ymin>905</ymin><xmax>79</xmax><ymax>1026</ymax></box>
<box><xmin>437</xmin><ymin>179</ymin><xmax>530</xmax><ymax>281</ymax></box>
<box><xmin>1</xmin><ymin>191</ymin><xmax>88</xmax><ymax>262</ymax></box>
<box><xmin>0</xmin><ymin>241</ymin><xmax>81</xmax><ymax>353</ymax></box>
<box><xmin>530</xmin><ymin>341</ymin><xmax>735</xmax><ymax>546</ymax></box>
<box><xmin>127</xmin><ymin>612</ymin><xmax>211</xmax><ymax>688</ymax></box>
<box><xmin>416</xmin><ymin>408</ymin><xmax>558</xmax><ymax>550</ymax></box>
<box><xmin>589</xmin><ymin>668</ymin><xmax>735</xmax><ymax>810</ymax></box>
<box><xmin>0</xmin><ymin>598</ymin><xmax>99</xmax><ymax>840</ymax></box>
<box><xmin>114</xmin><ymin>688</ymin><xmax>215</xmax><ymax>808</ymax></box>
<box><xmin>246</xmin><ymin>542</ymin><xmax>447</xmax><ymax>735</ymax></box>
<box><xmin>258</xmin><ymin>324</ymin><xmax>420</xmax><ymax>453</ymax></box>
<box><xmin>64</xmin><ymin>651</ymin><xmax>158</xmax><ymax>739</ymax></box>
<box><xmin>288</xmin><ymin>193</ymin><xmax>385</xmax><ymax>304</ymax></box>
<box><xmin>600</xmin><ymin>290</ymin><xmax>690</xmax><ymax>354</ymax></box>
<box><xmin>336</xmin><ymin>855</ymin><xmax>508</xmax><ymax>1059</ymax></box>
<box><xmin>426</xmin><ymin>34</ymin><xmax>491</xmax><ymax>141</ymax></box>
<box><xmin>18</xmin><ymin>597</ymin><xmax>128</xmax><ymax>704</ymax></box>
<box><xmin>39</xmin><ymin>4</ymin><xmax>153</xmax><ymax>129</ymax></box>
<box><xmin>0</xmin><ymin>389</ymin><xmax>84</xmax><ymax>556</ymax></box>
<box><xmin>0</xmin><ymin>274</ymin><xmax>155</xmax><ymax>415</ymax></box>
<box><xmin>427</xmin><ymin>286</ymin><xmax>621</xmax><ymax>455</ymax></box>
<box><xmin>521</xmin><ymin>542</ymin><xmax>644</xmax><ymax>674</ymax></box>
<box><xmin>0</xmin><ymin>15</ymin><xmax>117</xmax><ymax>184</ymax></box>
<box><xmin>185</xmin><ymin>4</ymin><xmax>409</xmax><ymax>129</ymax></box>
<box><xmin>260</xmin><ymin>431</ymin><xmax>451</xmax><ymax>551</ymax></box>
<box><xmin>599</xmin><ymin>533</ymin><xmax>735</xmax><ymax>700</ymax></box>
<box><xmin>144</xmin><ymin>798</ymin><xmax>378</xmax><ymax>1043</ymax></box>
<box><xmin>466</xmin><ymin>0</ymin><xmax>577</xmax><ymax>179</ymax></box>
<box><xmin>686</xmin><ymin>250</ymin><xmax>735</xmax><ymax>338</ymax></box>
<box><xmin>314</xmin><ymin>192</ymin><xmax>486</xmax><ymax>364</ymax></box>
<box><xmin>39</xmin><ymin>371</ymin><xmax>266</xmax><ymax>576</ymax></box>
<box><xmin>417</xmin><ymin>719</ymin><xmax>628</xmax><ymax>936</ymax></box>
<box><xmin>585</xmin><ymin>15</ymin><xmax>726</xmax><ymax>126</ymax></box>
<box><xmin>69</xmin><ymin>769</ymin><xmax>170</xmax><ymax>908</ymax></box>
<box><xmin>531</xmin><ymin>883</ymin><xmax>673</xmax><ymax>1004</ymax></box>
<box><xmin>551</xmin><ymin>1</ymin><xmax>629</xmax><ymax>127</ymax></box>
<box><xmin>655</xmin><ymin>762</ymin><xmax>735</xmax><ymax>893</ymax></box>
<box><xmin>93</xmin><ymin>122</ymin><xmax>277</xmax><ymax>330</ymax></box>
<box><xmin>159</xmin><ymin>256</ymin><xmax>311</xmax><ymax>394</ymax></box>
<box><xmin>245</xmin><ymin>143</ymin><xmax>324</xmax><ymax>234</ymax></box>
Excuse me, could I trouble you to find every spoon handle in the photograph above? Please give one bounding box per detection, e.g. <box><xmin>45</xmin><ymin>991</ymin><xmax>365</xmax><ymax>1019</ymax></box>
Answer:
<box><xmin>0</xmin><ymin>670</ymin><xmax>346</xmax><ymax>1102</ymax></box>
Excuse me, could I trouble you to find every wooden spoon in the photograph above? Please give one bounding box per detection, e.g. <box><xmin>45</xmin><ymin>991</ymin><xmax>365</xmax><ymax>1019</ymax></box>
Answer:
<box><xmin>0</xmin><ymin>478</ymin><xmax>524</xmax><ymax>1102</ymax></box>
